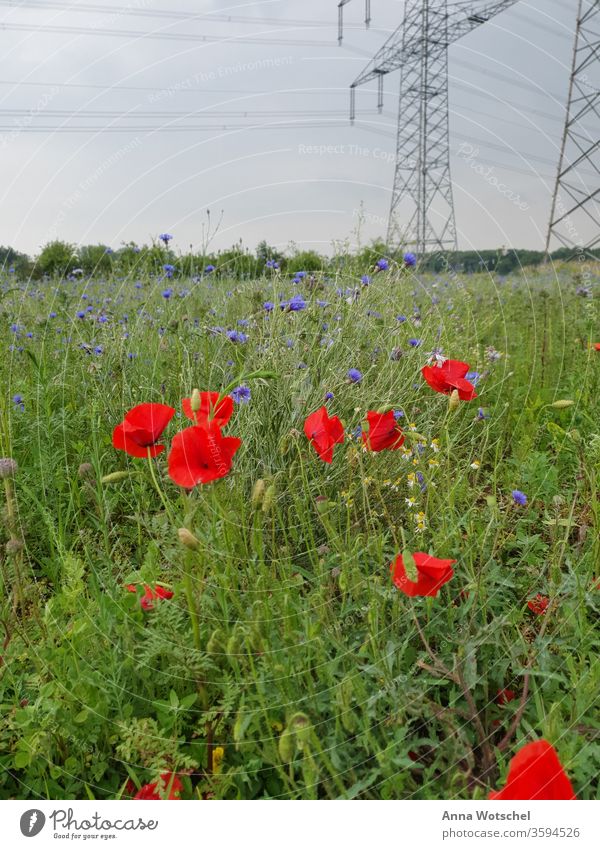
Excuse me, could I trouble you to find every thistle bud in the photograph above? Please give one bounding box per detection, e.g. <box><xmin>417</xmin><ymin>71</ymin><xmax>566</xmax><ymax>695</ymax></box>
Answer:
<box><xmin>100</xmin><ymin>471</ymin><xmax>129</xmax><ymax>484</ymax></box>
<box><xmin>190</xmin><ymin>388</ymin><xmax>201</xmax><ymax>413</ymax></box>
<box><xmin>0</xmin><ymin>458</ymin><xmax>18</xmax><ymax>479</ymax></box>
<box><xmin>178</xmin><ymin>527</ymin><xmax>200</xmax><ymax>550</ymax></box>
<box><xmin>449</xmin><ymin>389</ymin><xmax>460</xmax><ymax>411</ymax></box>
<box><xmin>551</xmin><ymin>400</ymin><xmax>574</xmax><ymax>409</ymax></box>
<box><xmin>251</xmin><ymin>479</ymin><xmax>266</xmax><ymax>509</ymax></box>
<box><xmin>402</xmin><ymin>549</ymin><xmax>418</xmax><ymax>583</ymax></box>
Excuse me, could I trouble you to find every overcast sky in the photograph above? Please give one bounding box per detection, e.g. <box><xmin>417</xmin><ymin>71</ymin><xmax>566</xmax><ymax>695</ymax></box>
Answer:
<box><xmin>0</xmin><ymin>0</ymin><xmax>584</xmax><ymax>256</ymax></box>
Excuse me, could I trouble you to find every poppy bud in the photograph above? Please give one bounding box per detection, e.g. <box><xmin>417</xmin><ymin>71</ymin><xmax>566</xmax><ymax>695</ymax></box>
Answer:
<box><xmin>251</xmin><ymin>479</ymin><xmax>266</xmax><ymax>508</ymax></box>
<box><xmin>402</xmin><ymin>549</ymin><xmax>419</xmax><ymax>583</ymax></box>
<box><xmin>278</xmin><ymin>726</ymin><xmax>296</xmax><ymax>763</ymax></box>
<box><xmin>0</xmin><ymin>458</ymin><xmax>18</xmax><ymax>479</ymax></box>
<box><xmin>449</xmin><ymin>389</ymin><xmax>460</xmax><ymax>411</ymax></box>
<box><xmin>551</xmin><ymin>400</ymin><xmax>574</xmax><ymax>409</ymax></box>
<box><xmin>178</xmin><ymin>527</ymin><xmax>200</xmax><ymax>550</ymax></box>
<box><xmin>190</xmin><ymin>388</ymin><xmax>201</xmax><ymax>413</ymax></box>
<box><xmin>101</xmin><ymin>471</ymin><xmax>129</xmax><ymax>484</ymax></box>
<box><xmin>315</xmin><ymin>496</ymin><xmax>330</xmax><ymax>515</ymax></box>
<box><xmin>289</xmin><ymin>713</ymin><xmax>311</xmax><ymax>750</ymax></box>
<box><xmin>262</xmin><ymin>484</ymin><xmax>276</xmax><ymax>514</ymax></box>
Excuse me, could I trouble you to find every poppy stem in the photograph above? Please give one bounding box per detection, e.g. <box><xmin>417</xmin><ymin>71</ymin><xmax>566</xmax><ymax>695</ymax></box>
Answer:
<box><xmin>146</xmin><ymin>449</ymin><xmax>177</xmax><ymax>525</ymax></box>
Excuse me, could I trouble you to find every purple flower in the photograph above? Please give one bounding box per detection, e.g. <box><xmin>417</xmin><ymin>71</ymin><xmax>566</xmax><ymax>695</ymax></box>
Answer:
<box><xmin>376</xmin><ymin>258</ymin><xmax>389</xmax><ymax>271</ymax></box>
<box><xmin>163</xmin><ymin>264</ymin><xmax>175</xmax><ymax>278</ymax></box>
<box><xmin>263</xmin><ymin>301</ymin><xmax>274</xmax><ymax>312</ymax></box>
<box><xmin>512</xmin><ymin>490</ymin><xmax>528</xmax><ymax>506</ymax></box>
<box><xmin>12</xmin><ymin>394</ymin><xmax>24</xmax><ymax>411</ymax></box>
<box><xmin>159</xmin><ymin>233</ymin><xmax>173</xmax><ymax>244</ymax></box>
<box><xmin>477</xmin><ymin>407</ymin><xmax>488</xmax><ymax>420</ymax></box>
<box><xmin>404</xmin><ymin>252</ymin><xmax>417</xmax><ymax>268</ymax></box>
<box><xmin>231</xmin><ymin>385</ymin><xmax>251</xmax><ymax>404</ymax></box>
<box><xmin>361</xmin><ymin>275</ymin><xmax>371</xmax><ymax>286</ymax></box>
<box><xmin>325</xmin><ymin>391</ymin><xmax>334</xmax><ymax>401</ymax></box>
<box><xmin>396</xmin><ymin>315</ymin><xmax>407</xmax><ymax>323</ymax></box>
<box><xmin>408</xmin><ymin>338</ymin><xmax>421</xmax><ymax>347</ymax></box>
<box><xmin>204</xmin><ymin>264</ymin><xmax>215</xmax><ymax>274</ymax></box>
<box><xmin>162</xmin><ymin>288</ymin><xmax>173</xmax><ymax>299</ymax></box>
<box><xmin>286</xmin><ymin>294</ymin><xmax>306</xmax><ymax>312</ymax></box>
<box><xmin>466</xmin><ymin>371</ymin><xmax>481</xmax><ymax>385</ymax></box>
<box><xmin>347</xmin><ymin>368</ymin><xmax>362</xmax><ymax>384</ymax></box>
<box><xmin>226</xmin><ymin>330</ymin><xmax>248</xmax><ymax>344</ymax></box>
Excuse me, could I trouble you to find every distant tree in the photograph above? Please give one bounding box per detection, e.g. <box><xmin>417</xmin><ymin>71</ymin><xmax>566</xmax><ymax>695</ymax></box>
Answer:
<box><xmin>0</xmin><ymin>245</ymin><xmax>31</xmax><ymax>277</ymax></box>
<box><xmin>36</xmin><ymin>241</ymin><xmax>77</xmax><ymax>278</ymax></box>
<box><xmin>287</xmin><ymin>250</ymin><xmax>325</xmax><ymax>274</ymax></box>
<box><xmin>78</xmin><ymin>244</ymin><xmax>114</xmax><ymax>276</ymax></box>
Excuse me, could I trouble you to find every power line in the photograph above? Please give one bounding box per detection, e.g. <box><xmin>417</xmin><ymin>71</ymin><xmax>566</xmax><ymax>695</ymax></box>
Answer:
<box><xmin>0</xmin><ymin>0</ymin><xmax>381</xmax><ymax>30</ymax></box>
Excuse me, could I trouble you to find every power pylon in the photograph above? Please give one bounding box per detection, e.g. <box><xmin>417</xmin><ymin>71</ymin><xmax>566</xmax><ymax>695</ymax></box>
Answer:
<box><xmin>341</xmin><ymin>1</ymin><xmax>520</xmax><ymax>256</ymax></box>
<box><xmin>546</xmin><ymin>0</ymin><xmax>600</xmax><ymax>258</ymax></box>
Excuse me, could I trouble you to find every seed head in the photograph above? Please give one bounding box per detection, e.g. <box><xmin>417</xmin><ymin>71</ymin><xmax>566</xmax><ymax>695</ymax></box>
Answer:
<box><xmin>0</xmin><ymin>458</ymin><xmax>18</xmax><ymax>479</ymax></box>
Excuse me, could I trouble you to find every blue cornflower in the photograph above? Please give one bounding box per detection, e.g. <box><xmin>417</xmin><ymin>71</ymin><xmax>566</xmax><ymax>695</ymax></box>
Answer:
<box><xmin>317</xmin><ymin>299</ymin><xmax>329</xmax><ymax>308</ymax></box>
<box><xmin>325</xmin><ymin>391</ymin><xmax>334</xmax><ymax>401</ymax></box>
<box><xmin>105</xmin><ymin>247</ymin><xmax>113</xmax><ymax>255</ymax></box>
<box><xmin>361</xmin><ymin>274</ymin><xmax>371</xmax><ymax>286</ymax></box>
<box><xmin>135</xmin><ymin>282</ymin><xmax>143</xmax><ymax>289</ymax></box>
<box><xmin>376</xmin><ymin>258</ymin><xmax>389</xmax><ymax>271</ymax></box>
<box><xmin>347</xmin><ymin>368</ymin><xmax>362</xmax><ymax>384</ymax></box>
<box><xmin>162</xmin><ymin>288</ymin><xmax>173</xmax><ymax>299</ymax></box>
<box><xmin>12</xmin><ymin>394</ymin><xmax>24</xmax><ymax>411</ymax></box>
<box><xmin>393</xmin><ymin>410</ymin><xmax>404</xmax><ymax>419</ymax></box>
<box><xmin>396</xmin><ymin>315</ymin><xmax>407</xmax><ymax>323</ymax></box>
<box><xmin>286</xmin><ymin>294</ymin><xmax>306</xmax><ymax>311</ymax></box>
<box><xmin>295</xmin><ymin>270</ymin><xmax>307</xmax><ymax>279</ymax></box>
<box><xmin>231</xmin><ymin>385</ymin><xmax>251</xmax><ymax>404</ymax></box>
<box><xmin>204</xmin><ymin>264</ymin><xmax>215</xmax><ymax>274</ymax></box>
<box><xmin>404</xmin><ymin>252</ymin><xmax>417</xmax><ymax>268</ymax></box>
<box><xmin>512</xmin><ymin>490</ymin><xmax>528</xmax><ymax>506</ymax></box>
<box><xmin>94</xmin><ymin>346</ymin><xmax>103</xmax><ymax>355</ymax></box>
<box><xmin>10</xmin><ymin>324</ymin><xmax>19</xmax><ymax>333</ymax></box>
<box><xmin>163</xmin><ymin>264</ymin><xmax>175</xmax><ymax>278</ymax></box>
<box><xmin>76</xmin><ymin>310</ymin><xmax>85</xmax><ymax>319</ymax></box>
<box><xmin>98</xmin><ymin>315</ymin><xmax>109</xmax><ymax>324</ymax></box>
<box><xmin>237</xmin><ymin>318</ymin><xmax>249</xmax><ymax>327</ymax></box>
<box><xmin>477</xmin><ymin>407</ymin><xmax>488</xmax><ymax>420</ymax></box>
<box><xmin>408</xmin><ymin>338</ymin><xmax>422</xmax><ymax>347</ymax></box>
<box><xmin>226</xmin><ymin>330</ymin><xmax>248</xmax><ymax>343</ymax></box>
<box><xmin>263</xmin><ymin>301</ymin><xmax>274</xmax><ymax>312</ymax></box>
<box><xmin>49</xmin><ymin>312</ymin><xmax>57</xmax><ymax>318</ymax></box>
<box><xmin>466</xmin><ymin>371</ymin><xmax>481</xmax><ymax>385</ymax></box>
<box><xmin>159</xmin><ymin>233</ymin><xmax>173</xmax><ymax>244</ymax></box>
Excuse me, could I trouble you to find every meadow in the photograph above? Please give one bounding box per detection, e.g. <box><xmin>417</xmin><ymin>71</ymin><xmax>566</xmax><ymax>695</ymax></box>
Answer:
<box><xmin>0</xmin><ymin>254</ymin><xmax>599</xmax><ymax>800</ymax></box>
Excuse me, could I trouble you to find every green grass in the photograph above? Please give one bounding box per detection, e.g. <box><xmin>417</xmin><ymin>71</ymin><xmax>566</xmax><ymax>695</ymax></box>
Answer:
<box><xmin>0</xmin><ymin>260</ymin><xmax>599</xmax><ymax>800</ymax></box>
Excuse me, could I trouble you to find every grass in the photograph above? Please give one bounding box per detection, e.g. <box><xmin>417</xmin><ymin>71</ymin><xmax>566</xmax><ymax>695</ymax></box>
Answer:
<box><xmin>0</xmin><ymin>258</ymin><xmax>599</xmax><ymax>800</ymax></box>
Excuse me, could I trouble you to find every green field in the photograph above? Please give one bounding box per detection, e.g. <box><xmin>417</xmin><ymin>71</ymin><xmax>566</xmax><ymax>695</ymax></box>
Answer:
<box><xmin>1</xmin><ymin>258</ymin><xmax>599</xmax><ymax>800</ymax></box>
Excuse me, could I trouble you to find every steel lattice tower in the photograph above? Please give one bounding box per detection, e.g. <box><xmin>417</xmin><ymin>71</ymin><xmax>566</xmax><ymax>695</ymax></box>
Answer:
<box><xmin>340</xmin><ymin>1</ymin><xmax>520</xmax><ymax>256</ymax></box>
<box><xmin>546</xmin><ymin>0</ymin><xmax>600</xmax><ymax>258</ymax></box>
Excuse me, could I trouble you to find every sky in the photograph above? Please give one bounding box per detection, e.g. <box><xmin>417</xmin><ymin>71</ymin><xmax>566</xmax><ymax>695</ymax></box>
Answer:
<box><xmin>0</xmin><ymin>0</ymin><xmax>586</xmax><ymax>256</ymax></box>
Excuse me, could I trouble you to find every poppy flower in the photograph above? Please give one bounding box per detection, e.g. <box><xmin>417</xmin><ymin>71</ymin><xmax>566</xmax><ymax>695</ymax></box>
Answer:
<box><xmin>304</xmin><ymin>406</ymin><xmax>345</xmax><ymax>463</ymax></box>
<box><xmin>527</xmin><ymin>594</ymin><xmax>549</xmax><ymax>615</ymax></box>
<box><xmin>126</xmin><ymin>583</ymin><xmax>174</xmax><ymax>611</ymax></box>
<box><xmin>362</xmin><ymin>410</ymin><xmax>405</xmax><ymax>452</ymax></box>
<box><xmin>112</xmin><ymin>403</ymin><xmax>175</xmax><ymax>458</ymax></box>
<box><xmin>134</xmin><ymin>772</ymin><xmax>183</xmax><ymax>800</ymax></box>
<box><xmin>496</xmin><ymin>688</ymin><xmax>516</xmax><ymax>706</ymax></box>
<box><xmin>490</xmin><ymin>740</ymin><xmax>576</xmax><ymax>800</ymax></box>
<box><xmin>421</xmin><ymin>359</ymin><xmax>478</xmax><ymax>401</ymax></box>
<box><xmin>182</xmin><ymin>391</ymin><xmax>233</xmax><ymax>428</ymax></box>
<box><xmin>168</xmin><ymin>421</ymin><xmax>241</xmax><ymax>488</ymax></box>
<box><xmin>390</xmin><ymin>552</ymin><xmax>455</xmax><ymax>598</ymax></box>
<box><xmin>594</xmin><ymin>343</ymin><xmax>600</xmax><ymax>351</ymax></box>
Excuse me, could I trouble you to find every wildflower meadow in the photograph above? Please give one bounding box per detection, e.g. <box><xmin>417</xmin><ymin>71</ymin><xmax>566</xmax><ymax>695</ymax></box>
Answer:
<box><xmin>1</xmin><ymin>251</ymin><xmax>599</xmax><ymax>802</ymax></box>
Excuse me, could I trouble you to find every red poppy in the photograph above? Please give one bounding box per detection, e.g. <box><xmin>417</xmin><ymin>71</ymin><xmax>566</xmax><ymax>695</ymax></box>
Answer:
<box><xmin>594</xmin><ymin>343</ymin><xmax>600</xmax><ymax>351</ymax></box>
<box><xmin>362</xmin><ymin>410</ymin><xmax>405</xmax><ymax>452</ymax></box>
<box><xmin>182</xmin><ymin>391</ymin><xmax>233</xmax><ymax>428</ymax></box>
<box><xmin>496</xmin><ymin>688</ymin><xmax>516</xmax><ymax>706</ymax></box>
<box><xmin>168</xmin><ymin>421</ymin><xmax>241</xmax><ymax>488</ymax></box>
<box><xmin>113</xmin><ymin>403</ymin><xmax>175</xmax><ymax>458</ymax></box>
<box><xmin>134</xmin><ymin>772</ymin><xmax>183</xmax><ymax>800</ymax></box>
<box><xmin>304</xmin><ymin>406</ymin><xmax>345</xmax><ymax>463</ymax></box>
<box><xmin>527</xmin><ymin>594</ymin><xmax>549</xmax><ymax>616</ymax></box>
<box><xmin>421</xmin><ymin>359</ymin><xmax>477</xmax><ymax>401</ymax></box>
<box><xmin>490</xmin><ymin>740</ymin><xmax>576</xmax><ymax>800</ymax></box>
<box><xmin>126</xmin><ymin>583</ymin><xmax>174</xmax><ymax>611</ymax></box>
<box><xmin>390</xmin><ymin>552</ymin><xmax>456</xmax><ymax>598</ymax></box>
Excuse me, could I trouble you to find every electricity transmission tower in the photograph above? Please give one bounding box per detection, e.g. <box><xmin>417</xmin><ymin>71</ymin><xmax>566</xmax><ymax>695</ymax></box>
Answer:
<box><xmin>340</xmin><ymin>1</ymin><xmax>519</xmax><ymax>256</ymax></box>
<box><xmin>546</xmin><ymin>0</ymin><xmax>600</xmax><ymax>258</ymax></box>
